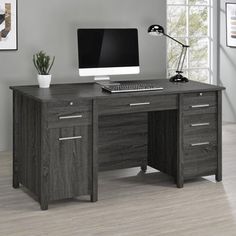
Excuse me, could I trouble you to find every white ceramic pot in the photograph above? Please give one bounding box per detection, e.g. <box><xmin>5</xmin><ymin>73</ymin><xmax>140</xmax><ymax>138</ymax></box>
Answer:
<box><xmin>37</xmin><ymin>74</ymin><xmax>51</xmax><ymax>88</ymax></box>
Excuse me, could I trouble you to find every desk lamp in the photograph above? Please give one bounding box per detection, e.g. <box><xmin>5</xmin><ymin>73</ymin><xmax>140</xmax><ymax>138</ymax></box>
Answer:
<box><xmin>148</xmin><ymin>24</ymin><xmax>189</xmax><ymax>83</ymax></box>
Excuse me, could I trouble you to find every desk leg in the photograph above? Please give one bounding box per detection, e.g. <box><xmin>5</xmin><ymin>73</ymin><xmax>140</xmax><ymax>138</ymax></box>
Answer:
<box><xmin>12</xmin><ymin>160</ymin><xmax>20</xmax><ymax>188</ymax></box>
<box><xmin>40</xmin><ymin>197</ymin><xmax>48</xmax><ymax>210</ymax></box>
<box><xmin>216</xmin><ymin>172</ymin><xmax>222</xmax><ymax>182</ymax></box>
<box><xmin>141</xmin><ymin>164</ymin><xmax>147</xmax><ymax>173</ymax></box>
<box><xmin>176</xmin><ymin>177</ymin><xmax>184</xmax><ymax>188</ymax></box>
<box><xmin>39</xmin><ymin>156</ymin><xmax>49</xmax><ymax>210</ymax></box>
<box><xmin>177</xmin><ymin>94</ymin><xmax>184</xmax><ymax>189</ymax></box>
<box><xmin>90</xmin><ymin>193</ymin><xmax>97</xmax><ymax>202</ymax></box>
<box><xmin>12</xmin><ymin>147</ymin><xmax>19</xmax><ymax>188</ymax></box>
<box><xmin>40</xmin><ymin>104</ymin><xmax>49</xmax><ymax>210</ymax></box>
<box><xmin>39</xmin><ymin>163</ymin><xmax>49</xmax><ymax>210</ymax></box>
<box><xmin>91</xmin><ymin>100</ymin><xmax>98</xmax><ymax>202</ymax></box>
<box><xmin>13</xmin><ymin>92</ymin><xmax>20</xmax><ymax>189</ymax></box>
<box><xmin>216</xmin><ymin>91</ymin><xmax>222</xmax><ymax>183</ymax></box>
<box><xmin>39</xmin><ymin>161</ymin><xmax>49</xmax><ymax>210</ymax></box>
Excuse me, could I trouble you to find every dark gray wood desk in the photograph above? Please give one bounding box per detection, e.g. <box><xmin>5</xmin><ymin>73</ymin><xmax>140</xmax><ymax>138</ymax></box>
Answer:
<box><xmin>10</xmin><ymin>79</ymin><xmax>225</xmax><ymax>210</ymax></box>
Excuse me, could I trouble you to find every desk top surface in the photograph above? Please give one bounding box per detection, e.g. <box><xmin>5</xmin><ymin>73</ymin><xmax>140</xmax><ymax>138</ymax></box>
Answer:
<box><xmin>10</xmin><ymin>79</ymin><xmax>225</xmax><ymax>102</ymax></box>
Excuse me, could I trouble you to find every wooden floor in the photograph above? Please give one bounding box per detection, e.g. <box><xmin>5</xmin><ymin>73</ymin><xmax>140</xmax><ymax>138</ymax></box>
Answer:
<box><xmin>1</xmin><ymin>124</ymin><xmax>236</xmax><ymax>236</ymax></box>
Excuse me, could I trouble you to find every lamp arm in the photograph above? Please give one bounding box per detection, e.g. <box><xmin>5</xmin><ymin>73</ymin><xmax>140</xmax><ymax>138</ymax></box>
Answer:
<box><xmin>179</xmin><ymin>46</ymin><xmax>188</xmax><ymax>73</ymax></box>
<box><xmin>176</xmin><ymin>45</ymin><xmax>188</xmax><ymax>73</ymax></box>
<box><xmin>164</xmin><ymin>33</ymin><xmax>188</xmax><ymax>47</ymax></box>
<box><xmin>176</xmin><ymin>46</ymin><xmax>185</xmax><ymax>73</ymax></box>
<box><xmin>161</xmin><ymin>31</ymin><xmax>189</xmax><ymax>79</ymax></box>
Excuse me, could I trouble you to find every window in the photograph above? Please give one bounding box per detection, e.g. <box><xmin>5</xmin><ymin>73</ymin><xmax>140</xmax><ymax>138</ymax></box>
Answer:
<box><xmin>167</xmin><ymin>0</ymin><xmax>213</xmax><ymax>83</ymax></box>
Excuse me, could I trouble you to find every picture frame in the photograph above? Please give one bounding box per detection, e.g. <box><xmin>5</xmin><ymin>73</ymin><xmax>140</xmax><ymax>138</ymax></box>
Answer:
<box><xmin>226</xmin><ymin>2</ymin><xmax>236</xmax><ymax>48</ymax></box>
<box><xmin>0</xmin><ymin>0</ymin><xmax>17</xmax><ymax>51</ymax></box>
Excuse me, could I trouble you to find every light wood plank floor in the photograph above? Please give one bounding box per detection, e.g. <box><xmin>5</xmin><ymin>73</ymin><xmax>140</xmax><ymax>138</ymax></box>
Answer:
<box><xmin>1</xmin><ymin>124</ymin><xmax>236</xmax><ymax>236</ymax></box>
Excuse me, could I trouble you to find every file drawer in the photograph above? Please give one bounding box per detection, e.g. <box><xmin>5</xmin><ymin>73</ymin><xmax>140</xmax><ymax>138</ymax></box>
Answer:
<box><xmin>183</xmin><ymin>92</ymin><xmax>217</xmax><ymax>115</ymax></box>
<box><xmin>183</xmin><ymin>113</ymin><xmax>217</xmax><ymax>136</ymax></box>
<box><xmin>183</xmin><ymin>131</ymin><xmax>217</xmax><ymax>149</ymax></box>
<box><xmin>97</xmin><ymin>94</ymin><xmax>178</xmax><ymax>115</ymax></box>
<box><xmin>49</xmin><ymin>125</ymin><xmax>92</xmax><ymax>200</ymax></box>
<box><xmin>183</xmin><ymin>144</ymin><xmax>217</xmax><ymax>178</ymax></box>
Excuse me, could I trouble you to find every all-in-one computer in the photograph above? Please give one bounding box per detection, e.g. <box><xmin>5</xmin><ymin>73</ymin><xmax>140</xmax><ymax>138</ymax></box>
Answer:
<box><xmin>77</xmin><ymin>28</ymin><xmax>163</xmax><ymax>93</ymax></box>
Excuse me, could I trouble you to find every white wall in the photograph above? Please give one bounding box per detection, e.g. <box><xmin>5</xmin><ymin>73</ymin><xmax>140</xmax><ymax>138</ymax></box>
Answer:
<box><xmin>0</xmin><ymin>0</ymin><xmax>167</xmax><ymax>151</ymax></box>
<box><xmin>219</xmin><ymin>0</ymin><xmax>236</xmax><ymax>122</ymax></box>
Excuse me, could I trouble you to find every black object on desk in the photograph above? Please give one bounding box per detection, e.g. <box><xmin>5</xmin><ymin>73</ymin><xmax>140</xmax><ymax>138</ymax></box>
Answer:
<box><xmin>10</xmin><ymin>79</ymin><xmax>225</xmax><ymax>210</ymax></box>
<box><xmin>148</xmin><ymin>25</ymin><xmax>189</xmax><ymax>83</ymax></box>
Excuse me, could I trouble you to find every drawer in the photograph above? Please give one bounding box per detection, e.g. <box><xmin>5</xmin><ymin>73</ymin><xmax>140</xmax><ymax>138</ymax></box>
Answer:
<box><xmin>183</xmin><ymin>144</ymin><xmax>217</xmax><ymax>178</ymax></box>
<box><xmin>183</xmin><ymin>92</ymin><xmax>217</xmax><ymax>115</ymax></box>
<box><xmin>97</xmin><ymin>95</ymin><xmax>178</xmax><ymax>115</ymax></box>
<box><xmin>47</xmin><ymin>100</ymin><xmax>92</xmax><ymax>128</ymax></box>
<box><xmin>183</xmin><ymin>113</ymin><xmax>217</xmax><ymax>136</ymax></box>
<box><xmin>184</xmin><ymin>157</ymin><xmax>217</xmax><ymax>178</ymax></box>
<box><xmin>47</xmin><ymin>111</ymin><xmax>91</xmax><ymax>128</ymax></box>
<box><xmin>49</xmin><ymin>126</ymin><xmax>92</xmax><ymax>200</ymax></box>
<box><xmin>183</xmin><ymin>131</ymin><xmax>217</xmax><ymax>150</ymax></box>
<box><xmin>48</xmin><ymin>99</ymin><xmax>92</xmax><ymax>110</ymax></box>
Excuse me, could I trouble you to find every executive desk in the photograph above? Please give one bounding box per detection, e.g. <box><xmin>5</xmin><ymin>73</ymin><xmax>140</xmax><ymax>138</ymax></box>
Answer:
<box><xmin>10</xmin><ymin>79</ymin><xmax>225</xmax><ymax>210</ymax></box>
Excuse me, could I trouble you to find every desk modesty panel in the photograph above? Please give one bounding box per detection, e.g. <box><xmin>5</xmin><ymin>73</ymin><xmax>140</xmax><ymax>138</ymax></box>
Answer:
<box><xmin>10</xmin><ymin>79</ymin><xmax>225</xmax><ymax>210</ymax></box>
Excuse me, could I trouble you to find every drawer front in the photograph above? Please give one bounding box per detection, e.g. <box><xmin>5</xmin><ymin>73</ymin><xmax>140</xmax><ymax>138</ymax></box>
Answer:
<box><xmin>183</xmin><ymin>131</ymin><xmax>217</xmax><ymax>149</ymax></box>
<box><xmin>183</xmin><ymin>92</ymin><xmax>217</xmax><ymax>115</ymax></box>
<box><xmin>183</xmin><ymin>144</ymin><xmax>217</xmax><ymax>178</ymax></box>
<box><xmin>98</xmin><ymin>95</ymin><xmax>178</xmax><ymax>115</ymax></box>
<box><xmin>47</xmin><ymin>100</ymin><xmax>92</xmax><ymax>128</ymax></box>
<box><xmin>183</xmin><ymin>113</ymin><xmax>217</xmax><ymax>136</ymax></box>
<box><xmin>47</xmin><ymin>110</ymin><xmax>92</xmax><ymax>128</ymax></box>
<box><xmin>49</xmin><ymin>126</ymin><xmax>92</xmax><ymax>200</ymax></box>
<box><xmin>47</xmin><ymin>99</ymin><xmax>92</xmax><ymax>110</ymax></box>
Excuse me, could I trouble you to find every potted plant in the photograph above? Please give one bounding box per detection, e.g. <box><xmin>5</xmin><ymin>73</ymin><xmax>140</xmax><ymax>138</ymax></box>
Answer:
<box><xmin>33</xmin><ymin>51</ymin><xmax>55</xmax><ymax>88</ymax></box>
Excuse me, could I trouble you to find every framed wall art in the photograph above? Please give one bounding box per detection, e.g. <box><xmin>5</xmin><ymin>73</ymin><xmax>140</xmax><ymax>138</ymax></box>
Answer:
<box><xmin>0</xmin><ymin>0</ymin><xmax>17</xmax><ymax>51</ymax></box>
<box><xmin>226</xmin><ymin>2</ymin><xmax>236</xmax><ymax>47</ymax></box>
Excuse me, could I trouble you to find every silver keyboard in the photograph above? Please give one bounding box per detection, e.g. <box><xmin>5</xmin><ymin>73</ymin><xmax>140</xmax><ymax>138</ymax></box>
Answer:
<box><xmin>102</xmin><ymin>83</ymin><xmax>164</xmax><ymax>93</ymax></box>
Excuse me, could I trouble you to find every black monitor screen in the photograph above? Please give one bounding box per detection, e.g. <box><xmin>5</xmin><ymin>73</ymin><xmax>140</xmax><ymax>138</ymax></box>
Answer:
<box><xmin>78</xmin><ymin>29</ymin><xmax>139</xmax><ymax>69</ymax></box>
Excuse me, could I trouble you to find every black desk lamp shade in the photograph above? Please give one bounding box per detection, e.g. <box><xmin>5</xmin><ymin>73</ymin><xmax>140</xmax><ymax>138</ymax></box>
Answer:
<box><xmin>148</xmin><ymin>24</ymin><xmax>189</xmax><ymax>83</ymax></box>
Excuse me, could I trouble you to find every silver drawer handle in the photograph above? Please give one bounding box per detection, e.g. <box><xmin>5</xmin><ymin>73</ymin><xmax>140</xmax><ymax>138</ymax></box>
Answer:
<box><xmin>59</xmin><ymin>115</ymin><xmax>83</xmax><ymax>120</ymax></box>
<box><xmin>59</xmin><ymin>136</ymin><xmax>82</xmax><ymax>141</ymax></box>
<box><xmin>191</xmin><ymin>123</ymin><xmax>210</xmax><ymax>127</ymax></box>
<box><xmin>191</xmin><ymin>142</ymin><xmax>210</xmax><ymax>147</ymax></box>
<box><xmin>129</xmin><ymin>102</ymin><xmax>150</xmax><ymax>107</ymax></box>
<box><xmin>191</xmin><ymin>104</ymin><xmax>210</xmax><ymax>108</ymax></box>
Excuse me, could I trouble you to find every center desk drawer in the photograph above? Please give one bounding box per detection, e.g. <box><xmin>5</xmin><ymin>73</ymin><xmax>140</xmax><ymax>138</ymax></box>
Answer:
<box><xmin>97</xmin><ymin>95</ymin><xmax>178</xmax><ymax>115</ymax></box>
<box><xmin>47</xmin><ymin>100</ymin><xmax>92</xmax><ymax>128</ymax></box>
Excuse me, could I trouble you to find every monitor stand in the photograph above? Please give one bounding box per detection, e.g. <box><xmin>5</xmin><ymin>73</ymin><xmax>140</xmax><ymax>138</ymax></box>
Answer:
<box><xmin>94</xmin><ymin>76</ymin><xmax>110</xmax><ymax>81</ymax></box>
<box><xmin>94</xmin><ymin>76</ymin><xmax>121</xmax><ymax>87</ymax></box>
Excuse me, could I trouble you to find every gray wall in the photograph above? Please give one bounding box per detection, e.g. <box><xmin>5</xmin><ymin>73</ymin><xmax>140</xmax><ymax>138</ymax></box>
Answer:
<box><xmin>219</xmin><ymin>0</ymin><xmax>236</xmax><ymax>122</ymax></box>
<box><xmin>0</xmin><ymin>0</ymin><xmax>167</xmax><ymax>151</ymax></box>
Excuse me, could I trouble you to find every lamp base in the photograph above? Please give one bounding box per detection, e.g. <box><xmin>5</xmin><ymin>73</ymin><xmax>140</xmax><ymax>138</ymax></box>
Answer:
<box><xmin>169</xmin><ymin>73</ymin><xmax>189</xmax><ymax>83</ymax></box>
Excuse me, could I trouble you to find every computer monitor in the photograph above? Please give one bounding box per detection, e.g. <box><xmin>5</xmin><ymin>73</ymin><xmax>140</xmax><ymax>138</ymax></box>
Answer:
<box><xmin>77</xmin><ymin>28</ymin><xmax>140</xmax><ymax>81</ymax></box>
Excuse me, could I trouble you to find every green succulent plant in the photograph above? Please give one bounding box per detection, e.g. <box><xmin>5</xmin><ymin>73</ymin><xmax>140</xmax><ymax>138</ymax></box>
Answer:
<box><xmin>33</xmin><ymin>51</ymin><xmax>55</xmax><ymax>75</ymax></box>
